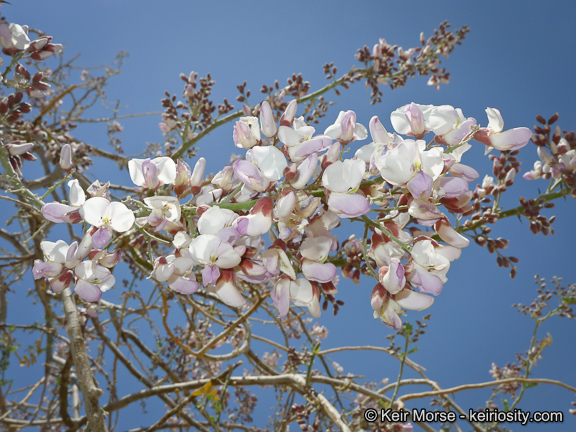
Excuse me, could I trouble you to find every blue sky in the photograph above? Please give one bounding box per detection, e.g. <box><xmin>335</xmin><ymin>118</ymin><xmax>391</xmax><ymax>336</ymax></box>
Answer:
<box><xmin>4</xmin><ymin>0</ymin><xmax>576</xmax><ymax>430</ymax></box>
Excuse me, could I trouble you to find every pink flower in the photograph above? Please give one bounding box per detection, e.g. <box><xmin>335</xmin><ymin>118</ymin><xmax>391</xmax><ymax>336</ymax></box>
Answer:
<box><xmin>324</xmin><ymin>110</ymin><xmax>368</xmax><ymax>144</ymax></box>
<box><xmin>235</xmin><ymin>197</ymin><xmax>273</xmax><ymax>237</ymax></box>
<box><xmin>272</xmin><ymin>277</ymin><xmax>321</xmax><ymax>318</ymax></box>
<box><xmin>42</xmin><ymin>180</ymin><xmax>86</xmax><ymax>224</ymax></box>
<box><xmin>74</xmin><ymin>261</ymin><xmax>115</xmax><ymax>302</ymax></box>
<box><xmin>233</xmin><ymin>116</ymin><xmax>261</xmax><ymax>149</ymax></box>
<box><xmin>474</xmin><ymin>108</ymin><xmax>532</xmax><ymax>152</ymax></box>
<box><xmin>371</xmin><ymin>283</ymin><xmax>433</xmax><ymax>329</ymax></box>
<box><xmin>128</xmin><ymin>157</ymin><xmax>177</xmax><ymax>188</ymax></box>
<box><xmin>390</xmin><ymin>103</ymin><xmax>434</xmax><ymax>139</ymax></box>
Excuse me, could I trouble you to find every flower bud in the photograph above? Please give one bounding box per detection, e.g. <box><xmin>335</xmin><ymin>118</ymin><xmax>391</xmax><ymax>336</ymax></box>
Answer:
<box><xmin>190</xmin><ymin>157</ymin><xmax>206</xmax><ymax>194</ymax></box>
<box><xmin>280</xmin><ymin>100</ymin><xmax>297</xmax><ymax>127</ymax></box>
<box><xmin>259</xmin><ymin>100</ymin><xmax>278</xmax><ymax>138</ymax></box>
<box><xmin>173</xmin><ymin>160</ymin><xmax>191</xmax><ymax>196</ymax></box>
<box><xmin>59</xmin><ymin>144</ymin><xmax>73</xmax><ymax>172</ymax></box>
<box><xmin>6</xmin><ymin>142</ymin><xmax>33</xmax><ymax>155</ymax></box>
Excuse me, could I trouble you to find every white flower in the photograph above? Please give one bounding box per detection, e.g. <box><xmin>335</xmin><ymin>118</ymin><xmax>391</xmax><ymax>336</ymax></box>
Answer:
<box><xmin>324</xmin><ymin>110</ymin><xmax>368</xmax><ymax>143</ymax></box>
<box><xmin>189</xmin><ymin>235</ymin><xmax>242</xmax><ymax>269</ymax></box>
<box><xmin>0</xmin><ymin>22</ymin><xmax>30</xmax><ymax>50</ymax></box>
<box><xmin>80</xmin><ymin>197</ymin><xmax>135</xmax><ymax>233</ymax></box>
<box><xmin>128</xmin><ymin>157</ymin><xmax>177</xmax><ymax>188</ymax></box>
<box><xmin>75</xmin><ymin>261</ymin><xmax>115</xmax><ymax>302</ymax></box>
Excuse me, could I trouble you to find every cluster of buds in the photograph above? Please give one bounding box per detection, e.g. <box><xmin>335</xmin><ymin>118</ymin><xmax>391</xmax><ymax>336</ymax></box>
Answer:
<box><xmin>0</xmin><ymin>91</ymin><xmax>32</xmax><ymax>123</ymax></box>
<box><xmin>31</xmin><ymin>94</ymin><xmax>536</xmax><ymax>329</ymax></box>
<box><xmin>4</xmin><ymin>139</ymin><xmax>35</xmax><ymax>177</ymax></box>
<box><xmin>524</xmin><ymin>113</ymin><xmax>576</xmax><ymax>197</ymax></box>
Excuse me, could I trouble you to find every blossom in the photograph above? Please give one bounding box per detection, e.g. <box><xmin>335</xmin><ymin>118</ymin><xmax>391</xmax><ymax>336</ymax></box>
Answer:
<box><xmin>427</xmin><ymin>105</ymin><xmax>477</xmax><ymax>146</ymax></box>
<box><xmin>42</xmin><ymin>180</ymin><xmax>85</xmax><ymax>224</ymax></box>
<box><xmin>141</xmin><ymin>196</ymin><xmax>182</xmax><ymax>232</ymax></box>
<box><xmin>235</xmin><ymin>197</ymin><xmax>273</xmax><ymax>237</ymax></box>
<box><xmin>80</xmin><ymin>197</ymin><xmax>135</xmax><ymax>248</ymax></box>
<box><xmin>407</xmin><ymin>240</ymin><xmax>450</xmax><ymax>295</ymax></box>
<box><xmin>0</xmin><ymin>22</ymin><xmax>30</xmax><ymax>50</ymax></box>
<box><xmin>390</xmin><ymin>103</ymin><xmax>434</xmax><ymax>139</ymax></box>
<box><xmin>233</xmin><ymin>146</ymin><xmax>287</xmax><ymax>192</ymax></box>
<box><xmin>154</xmin><ymin>255</ymin><xmax>199</xmax><ymax>295</ymax></box>
<box><xmin>233</xmin><ymin>116</ymin><xmax>261</xmax><ymax>149</ymax></box>
<box><xmin>272</xmin><ymin>277</ymin><xmax>321</xmax><ymax>318</ymax></box>
<box><xmin>279</xmin><ymin>117</ymin><xmax>332</xmax><ymax>162</ymax></box>
<box><xmin>322</xmin><ymin>159</ymin><xmax>371</xmax><ymax>218</ymax></box>
<box><xmin>300</xmin><ymin>236</ymin><xmax>337</xmax><ymax>283</ymax></box>
<box><xmin>209</xmin><ymin>270</ymin><xmax>246</xmax><ymax>308</ymax></box>
<box><xmin>371</xmin><ymin>283</ymin><xmax>433</xmax><ymax>329</ymax></box>
<box><xmin>324</xmin><ymin>110</ymin><xmax>368</xmax><ymax>144</ymax></box>
<box><xmin>375</xmin><ymin>139</ymin><xmax>443</xmax><ymax>188</ymax></box>
<box><xmin>197</xmin><ymin>206</ymin><xmax>238</xmax><ymax>235</ymax></box>
<box><xmin>74</xmin><ymin>261</ymin><xmax>115</xmax><ymax>302</ymax></box>
<box><xmin>474</xmin><ymin>108</ymin><xmax>532</xmax><ymax>151</ymax></box>
<box><xmin>128</xmin><ymin>157</ymin><xmax>177</xmax><ymax>188</ymax></box>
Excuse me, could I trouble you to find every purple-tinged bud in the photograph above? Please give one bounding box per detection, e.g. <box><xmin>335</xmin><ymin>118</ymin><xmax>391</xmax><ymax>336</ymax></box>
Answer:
<box><xmin>339</xmin><ymin>111</ymin><xmax>356</xmax><ymax>143</ymax></box>
<box><xmin>404</xmin><ymin>103</ymin><xmax>426</xmax><ymax>139</ymax></box>
<box><xmin>21</xmin><ymin>151</ymin><xmax>37</xmax><ymax>161</ymax></box>
<box><xmin>259</xmin><ymin>100</ymin><xmax>278</xmax><ymax>138</ymax></box>
<box><xmin>190</xmin><ymin>157</ymin><xmax>206</xmax><ymax>193</ymax></box>
<box><xmin>321</xmin><ymin>143</ymin><xmax>341</xmax><ymax>169</ymax></box>
<box><xmin>504</xmin><ymin>169</ymin><xmax>516</xmax><ymax>186</ymax></box>
<box><xmin>28</xmin><ymin>36</ymin><xmax>51</xmax><ymax>51</ymax></box>
<box><xmin>211</xmin><ymin>165</ymin><xmax>236</xmax><ymax>191</ymax></box>
<box><xmin>173</xmin><ymin>160</ymin><xmax>191</xmax><ymax>196</ymax></box>
<box><xmin>370</xmin><ymin>283</ymin><xmax>387</xmax><ymax>311</ymax></box>
<box><xmin>15</xmin><ymin>63</ymin><xmax>30</xmax><ymax>80</ymax></box>
<box><xmin>59</xmin><ymin>144</ymin><xmax>73</xmax><ymax>172</ymax></box>
<box><xmin>369</xmin><ymin>116</ymin><xmax>391</xmax><ymax>145</ymax></box>
<box><xmin>280</xmin><ymin>100</ymin><xmax>297</xmax><ymax>127</ymax></box>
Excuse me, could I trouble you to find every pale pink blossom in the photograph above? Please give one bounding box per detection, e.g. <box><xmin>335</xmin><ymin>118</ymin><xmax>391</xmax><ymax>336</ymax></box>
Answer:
<box><xmin>324</xmin><ymin>110</ymin><xmax>368</xmax><ymax>144</ymax></box>
<box><xmin>233</xmin><ymin>116</ymin><xmax>261</xmax><ymax>149</ymax></box>
<box><xmin>0</xmin><ymin>22</ymin><xmax>30</xmax><ymax>50</ymax></box>
<box><xmin>128</xmin><ymin>157</ymin><xmax>177</xmax><ymax>188</ymax></box>
<box><xmin>74</xmin><ymin>261</ymin><xmax>115</xmax><ymax>302</ymax></box>
<box><xmin>390</xmin><ymin>103</ymin><xmax>434</xmax><ymax>139</ymax></box>
<box><xmin>272</xmin><ymin>277</ymin><xmax>321</xmax><ymax>318</ymax></box>
<box><xmin>474</xmin><ymin>108</ymin><xmax>532</xmax><ymax>151</ymax></box>
<box><xmin>80</xmin><ymin>197</ymin><xmax>135</xmax><ymax>249</ymax></box>
<box><xmin>42</xmin><ymin>180</ymin><xmax>86</xmax><ymax>224</ymax></box>
<box><xmin>235</xmin><ymin>197</ymin><xmax>273</xmax><ymax>237</ymax></box>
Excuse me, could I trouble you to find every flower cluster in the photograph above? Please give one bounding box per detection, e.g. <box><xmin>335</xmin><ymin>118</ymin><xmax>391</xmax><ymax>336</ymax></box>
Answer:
<box><xmin>34</xmin><ymin>180</ymin><xmax>132</xmax><ymax>301</ymax></box>
<box><xmin>33</xmin><ymin>99</ymin><xmax>532</xmax><ymax>329</ymax></box>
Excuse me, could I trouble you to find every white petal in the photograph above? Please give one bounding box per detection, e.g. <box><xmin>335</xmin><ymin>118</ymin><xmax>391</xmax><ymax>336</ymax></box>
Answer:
<box><xmin>68</xmin><ymin>180</ymin><xmax>86</xmax><ymax>207</ymax></box>
<box><xmin>80</xmin><ymin>197</ymin><xmax>110</xmax><ymax>227</ymax></box>
<box><xmin>109</xmin><ymin>202</ymin><xmax>135</xmax><ymax>232</ymax></box>
<box><xmin>486</xmin><ymin>107</ymin><xmax>504</xmax><ymax>132</ymax></box>
<box><xmin>394</xmin><ymin>289</ymin><xmax>434</xmax><ymax>311</ymax></box>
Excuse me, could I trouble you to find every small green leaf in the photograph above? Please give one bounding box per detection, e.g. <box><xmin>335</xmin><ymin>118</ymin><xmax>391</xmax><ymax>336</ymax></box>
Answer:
<box><xmin>407</xmin><ymin>347</ymin><xmax>419</xmax><ymax>355</ymax></box>
<box><xmin>562</xmin><ymin>296</ymin><xmax>576</xmax><ymax>304</ymax></box>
